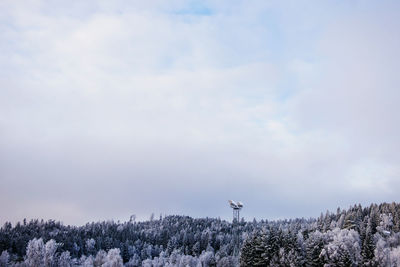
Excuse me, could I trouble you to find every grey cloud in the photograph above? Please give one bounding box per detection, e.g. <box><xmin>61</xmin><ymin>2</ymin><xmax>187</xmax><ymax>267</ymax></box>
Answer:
<box><xmin>1</xmin><ymin>1</ymin><xmax>400</xmax><ymax>225</ymax></box>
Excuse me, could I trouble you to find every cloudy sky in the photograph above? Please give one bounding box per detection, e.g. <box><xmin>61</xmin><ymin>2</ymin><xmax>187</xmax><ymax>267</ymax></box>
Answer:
<box><xmin>1</xmin><ymin>0</ymin><xmax>400</xmax><ymax>225</ymax></box>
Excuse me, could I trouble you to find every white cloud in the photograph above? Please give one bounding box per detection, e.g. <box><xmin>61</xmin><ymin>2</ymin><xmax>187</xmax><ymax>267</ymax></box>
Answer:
<box><xmin>1</xmin><ymin>0</ymin><xmax>400</xmax><ymax>225</ymax></box>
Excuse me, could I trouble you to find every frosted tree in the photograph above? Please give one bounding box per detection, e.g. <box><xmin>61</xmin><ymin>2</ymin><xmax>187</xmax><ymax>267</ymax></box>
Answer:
<box><xmin>44</xmin><ymin>239</ymin><xmax>59</xmax><ymax>266</ymax></box>
<box><xmin>320</xmin><ymin>228</ymin><xmax>361</xmax><ymax>266</ymax></box>
<box><xmin>143</xmin><ymin>252</ymin><xmax>167</xmax><ymax>267</ymax></box>
<box><xmin>25</xmin><ymin>238</ymin><xmax>45</xmax><ymax>266</ymax></box>
<box><xmin>361</xmin><ymin>217</ymin><xmax>375</xmax><ymax>265</ymax></box>
<box><xmin>142</xmin><ymin>259</ymin><xmax>152</xmax><ymax>267</ymax></box>
<box><xmin>389</xmin><ymin>246</ymin><xmax>400</xmax><ymax>266</ymax></box>
<box><xmin>144</xmin><ymin>244</ymin><xmax>153</xmax><ymax>259</ymax></box>
<box><xmin>86</xmin><ymin>238</ymin><xmax>96</xmax><ymax>255</ymax></box>
<box><xmin>81</xmin><ymin>255</ymin><xmax>95</xmax><ymax>267</ymax></box>
<box><xmin>179</xmin><ymin>254</ymin><xmax>198</xmax><ymax>266</ymax></box>
<box><xmin>0</xmin><ymin>250</ymin><xmax>9</xmax><ymax>267</ymax></box>
<box><xmin>58</xmin><ymin>251</ymin><xmax>72</xmax><ymax>267</ymax></box>
<box><xmin>94</xmin><ymin>250</ymin><xmax>107</xmax><ymax>266</ymax></box>
<box><xmin>199</xmin><ymin>250</ymin><xmax>216</xmax><ymax>266</ymax></box>
<box><xmin>337</xmin><ymin>214</ymin><xmax>345</xmax><ymax>229</ymax></box>
<box><xmin>103</xmin><ymin>248</ymin><xmax>123</xmax><ymax>267</ymax></box>
<box><xmin>168</xmin><ymin>249</ymin><xmax>181</xmax><ymax>265</ymax></box>
<box><xmin>305</xmin><ymin>230</ymin><xmax>326</xmax><ymax>266</ymax></box>
<box><xmin>377</xmin><ymin>213</ymin><xmax>393</xmax><ymax>234</ymax></box>
<box><xmin>192</xmin><ymin>241</ymin><xmax>201</xmax><ymax>256</ymax></box>
<box><xmin>216</xmin><ymin>256</ymin><xmax>238</xmax><ymax>267</ymax></box>
<box><xmin>373</xmin><ymin>235</ymin><xmax>390</xmax><ymax>266</ymax></box>
<box><xmin>155</xmin><ymin>251</ymin><xmax>168</xmax><ymax>266</ymax></box>
<box><xmin>126</xmin><ymin>254</ymin><xmax>140</xmax><ymax>267</ymax></box>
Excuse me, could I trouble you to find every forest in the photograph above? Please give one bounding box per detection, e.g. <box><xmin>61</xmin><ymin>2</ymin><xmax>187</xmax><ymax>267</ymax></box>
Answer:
<box><xmin>1</xmin><ymin>202</ymin><xmax>400</xmax><ymax>266</ymax></box>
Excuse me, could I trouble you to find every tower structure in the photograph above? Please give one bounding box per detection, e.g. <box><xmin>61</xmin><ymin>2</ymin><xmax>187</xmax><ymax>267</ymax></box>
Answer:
<box><xmin>228</xmin><ymin>200</ymin><xmax>243</xmax><ymax>256</ymax></box>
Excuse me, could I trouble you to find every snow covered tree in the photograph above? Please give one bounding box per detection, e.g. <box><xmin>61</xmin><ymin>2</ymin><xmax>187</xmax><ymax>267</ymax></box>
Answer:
<box><xmin>305</xmin><ymin>231</ymin><xmax>326</xmax><ymax>266</ymax></box>
<box><xmin>94</xmin><ymin>249</ymin><xmax>107</xmax><ymax>266</ymax></box>
<box><xmin>373</xmin><ymin>234</ymin><xmax>390</xmax><ymax>266</ymax></box>
<box><xmin>58</xmin><ymin>251</ymin><xmax>72</xmax><ymax>267</ymax></box>
<box><xmin>102</xmin><ymin>248</ymin><xmax>123</xmax><ymax>267</ymax></box>
<box><xmin>25</xmin><ymin>238</ymin><xmax>45</xmax><ymax>266</ymax></box>
<box><xmin>199</xmin><ymin>250</ymin><xmax>216</xmax><ymax>267</ymax></box>
<box><xmin>0</xmin><ymin>250</ymin><xmax>9</xmax><ymax>267</ymax></box>
<box><xmin>44</xmin><ymin>239</ymin><xmax>58</xmax><ymax>266</ymax></box>
<box><xmin>86</xmin><ymin>238</ymin><xmax>96</xmax><ymax>255</ymax></box>
<box><xmin>240</xmin><ymin>231</ymin><xmax>263</xmax><ymax>266</ymax></box>
<box><xmin>361</xmin><ymin>219</ymin><xmax>375</xmax><ymax>265</ymax></box>
<box><xmin>320</xmin><ymin>228</ymin><xmax>361</xmax><ymax>266</ymax></box>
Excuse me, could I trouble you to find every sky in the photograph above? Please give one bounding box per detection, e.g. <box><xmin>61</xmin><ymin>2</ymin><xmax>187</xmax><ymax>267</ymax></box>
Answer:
<box><xmin>1</xmin><ymin>0</ymin><xmax>400</xmax><ymax>226</ymax></box>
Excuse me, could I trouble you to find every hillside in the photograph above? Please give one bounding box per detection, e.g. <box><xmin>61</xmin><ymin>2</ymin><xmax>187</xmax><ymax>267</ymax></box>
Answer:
<box><xmin>1</xmin><ymin>202</ymin><xmax>400</xmax><ymax>266</ymax></box>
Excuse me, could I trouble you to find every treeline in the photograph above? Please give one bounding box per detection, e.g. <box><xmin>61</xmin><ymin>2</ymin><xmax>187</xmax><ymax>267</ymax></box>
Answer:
<box><xmin>1</xmin><ymin>202</ymin><xmax>400</xmax><ymax>266</ymax></box>
<box><xmin>0</xmin><ymin>215</ymin><xmax>245</xmax><ymax>266</ymax></box>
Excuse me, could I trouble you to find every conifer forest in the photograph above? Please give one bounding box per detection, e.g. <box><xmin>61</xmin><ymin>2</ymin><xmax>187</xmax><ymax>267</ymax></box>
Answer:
<box><xmin>1</xmin><ymin>202</ymin><xmax>400</xmax><ymax>266</ymax></box>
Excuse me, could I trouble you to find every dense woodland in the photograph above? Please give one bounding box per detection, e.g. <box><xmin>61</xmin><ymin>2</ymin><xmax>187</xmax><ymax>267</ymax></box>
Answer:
<box><xmin>1</xmin><ymin>202</ymin><xmax>400</xmax><ymax>266</ymax></box>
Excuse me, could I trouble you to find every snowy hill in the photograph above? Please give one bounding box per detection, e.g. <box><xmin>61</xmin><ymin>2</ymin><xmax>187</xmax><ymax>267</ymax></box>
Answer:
<box><xmin>1</xmin><ymin>202</ymin><xmax>400</xmax><ymax>266</ymax></box>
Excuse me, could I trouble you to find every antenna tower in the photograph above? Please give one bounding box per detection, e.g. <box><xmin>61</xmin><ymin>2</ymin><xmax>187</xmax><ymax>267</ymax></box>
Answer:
<box><xmin>228</xmin><ymin>200</ymin><xmax>243</xmax><ymax>256</ymax></box>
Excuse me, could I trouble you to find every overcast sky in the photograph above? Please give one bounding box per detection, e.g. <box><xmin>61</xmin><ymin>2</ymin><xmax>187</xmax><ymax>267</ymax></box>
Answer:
<box><xmin>1</xmin><ymin>0</ymin><xmax>400</xmax><ymax>226</ymax></box>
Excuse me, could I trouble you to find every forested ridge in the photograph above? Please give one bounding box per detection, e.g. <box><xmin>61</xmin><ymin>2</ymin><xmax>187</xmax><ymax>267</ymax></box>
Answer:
<box><xmin>1</xmin><ymin>202</ymin><xmax>400</xmax><ymax>266</ymax></box>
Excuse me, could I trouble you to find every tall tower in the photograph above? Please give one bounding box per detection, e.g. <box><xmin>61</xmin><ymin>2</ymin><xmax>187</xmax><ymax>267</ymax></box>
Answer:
<box><xmin>228</xmin><ymin>200</ymin><xmax>243</xmax><ymax>256</ymax></box>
